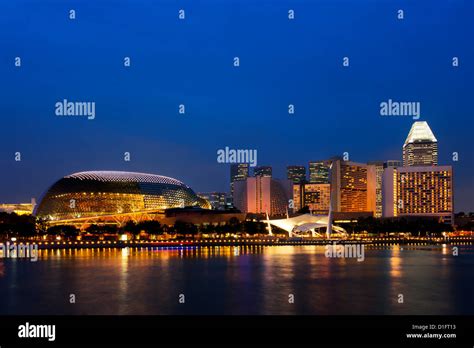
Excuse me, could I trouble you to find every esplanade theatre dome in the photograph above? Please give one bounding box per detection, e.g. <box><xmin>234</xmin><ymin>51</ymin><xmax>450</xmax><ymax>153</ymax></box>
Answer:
<box><xmin>34</xmin><ymin>171</ymin><xmax>211</xmax><ymax>221</ymax></box>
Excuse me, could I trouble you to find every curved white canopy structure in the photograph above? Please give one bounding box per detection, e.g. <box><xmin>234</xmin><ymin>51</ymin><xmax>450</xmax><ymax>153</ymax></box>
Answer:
<box><xmin>266</xmin><ymin>213</ymin><xmax>347</xmax><ymax>238</ymax></box>
<box><xmin>265</xmin><ymin>163</ymin><xmax>347</xmax><ymax>239</ymax></box>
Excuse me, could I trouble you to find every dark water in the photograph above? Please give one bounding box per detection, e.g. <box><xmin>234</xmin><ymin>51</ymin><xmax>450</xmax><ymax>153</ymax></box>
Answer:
<box><xmin>0</xmin><ymin>245</ymin><xmax>472</xmax><ymax>315</ymax></box>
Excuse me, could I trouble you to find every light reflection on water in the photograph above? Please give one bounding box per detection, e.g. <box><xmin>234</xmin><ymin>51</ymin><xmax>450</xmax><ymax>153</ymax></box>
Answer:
<box><xmin>0</xmin><ymin>245</ymin><xmax>472</xmax><ymax>315</ymax></box>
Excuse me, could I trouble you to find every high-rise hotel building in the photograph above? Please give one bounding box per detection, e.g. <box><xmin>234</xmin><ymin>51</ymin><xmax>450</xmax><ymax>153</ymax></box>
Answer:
<box><xmin>382</xmin><ymin>121</ymin><xmax>453</xmax><ymax>224</ymax></box>
<box><xmin>403</xmin><ymin>121</ymin><xmax>438</xmax><ymax>166</ymax></box>
<box><xmin>330</xmin><ymin>160</ymin><xmax>370</xmax><ymax>213</ymax></box>
<box><xmin>382</xmin><ymin>166</ymin><xmax>453</xmax><ymax>224</ymax></box>
<box><xmin>287</xmin><ymin>165</ymin><xmax>306</xmax><ymax>184</ymax></box>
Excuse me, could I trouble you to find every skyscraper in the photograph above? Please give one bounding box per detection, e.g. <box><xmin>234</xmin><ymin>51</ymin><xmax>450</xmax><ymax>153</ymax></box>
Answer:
<box><xmin>403</xmin><ymin>121</ymin><xmax>438</xmax><ymax>166</ymax></box>
<box><xmin>382</xmin><ymin>165</ymin><xmax>453</xmax><ymax>224</ymax></box>
<box><xmin>287</xmin><ymin>165</ymin><xmax>306</xmax><ymax>184</ymax></box>
<box><xmin>329</xmin><ymin>159</ymin><xmax>370</xmax><ymax>214</ymax></box>
<box><xmin>292</xmin><ymin>183</ymin><xmax>330</xmax><ymax>214</ymax></box>
<box><xmin>384</xmin><ymin>160</ymin><xmax>403</xmax><ymax>168</ymax></box>
<box><xmin>309</xmin><ymin>161</ymin><xmax>329</xmax><ymax>183</ymax></box>
<box><xmin>340</xmin><ymin>162</ymin><xmax>368</xmax><ymax>212</ymax></box>
<box><xmin>230</xmin><ymin>163</ymin><xmax>249</xmax><ymax>198</ymax></box>
<box><xmin>254</xmin><ymin>166</ymin><xmax>272</xmax><ymax>177</ymax></box>
<box><xmin>367</xmin><ymin>161</ymin><xmax>384</xmax><ymax>218</ymax></box>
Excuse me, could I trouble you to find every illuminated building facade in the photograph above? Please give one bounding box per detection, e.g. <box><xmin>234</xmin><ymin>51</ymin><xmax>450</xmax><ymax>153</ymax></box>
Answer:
<box><xmin>230</xmin><ymin>163</ymin><xmax>249</xmax><ymax>198</ymax></box>
<box><xmin>0</xmin><ymin>199</ymin><xmax>36</xmax><ymax>215</ymax></box>
<box><xmin>340</xmin><ymin>162</ymin><xmax>368</xmax><ymax>212</ymax></box>
<box><xmin>287</xmin><ymin>165</ymin><xmax>306</xmax><ymax>184</ymax></box>
<box><xmin>330</xmin><ymin>160</ymin><xmax>370</xmax><ymax>214</ymax></box>
<box><xmin>403</xmin><ymin>121</ymin><xmax>438</xmax><ymax>166</ymax></box>
<box><xmin>34</xmin><ymin>171</ymin><xmax>210</xmax><ymax>224</ymax></box>
<box><xmin>293</xmin><ymin>183</ymin><xmax>330</xmax><ymax>214</ymax></box>
<box><xmin>309</xmin><ymin>161</ymin><xmax>330</xmax><ymax>184</ymax></box>
<box><xmin>367</xmin><ymin>161</ymin><xmax>384</xmax><ymax>217</ymax></box>
<box><xmin>293</xmin><ymin>183</ymin><xmax>302</xmax><ymax>212</ymax></box>
<box><xmin>382</xmin><ymin>166</ymin><xmax>453</xmax><ymax>224</ymax></box>
<box><xmin>384</xmin><ymin>160</ymin><xmax>402</xmax><ymax>168</ymax></box>
<box><xmin>233</xmin><ymin>176</ymin><xmax>292</xmax><ymax>216</ymax></box>
<box><xmin>331</xmin><ymin>159</ymin><xmax>369</xmax><ymax>212</ymax></box>
<box><xmin>197</xmin><ymin>192</ymin><xmax>227</xmax><ymax>210</ymax></box>
<box><xmin>254</xmin><ymin>166</ymin><xmax>272</xmax><ymax>177</ymax></box>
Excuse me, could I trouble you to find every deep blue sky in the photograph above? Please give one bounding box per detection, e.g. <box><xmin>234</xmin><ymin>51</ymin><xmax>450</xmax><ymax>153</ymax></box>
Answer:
<box><xmin>0</xmin><ymin>0</ymin><xmax>473</xmax><ymax>211</ymax></box>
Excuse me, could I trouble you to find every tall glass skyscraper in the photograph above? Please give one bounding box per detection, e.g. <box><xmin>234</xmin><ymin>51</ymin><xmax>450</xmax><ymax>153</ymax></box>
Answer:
<box><xmin>367</xmin><ymin>161</ymin><xmax>384</xmax><ymax>218</ymax></box>
<box><xmin>403</xmin><ymin>121</ymin><xmax>438</xmax><ymax>166</ymax></box>
<box><xmin>254</xmin><ymin>166</ymin><xmax>272</xmax><ymax>177</ymax></box>
<box><xmin>287</xmin><ymin>165</ymin><xmax>306</xmax><ymax>184</ymax></box>
<box><xmin>309</xmin><ymin>161</ymin><xmax>329</xmax><ymax>183</ymax></box>
<box><xmin>230</xmin><ymin>163</ymin><xmax>249</xmax><ymax>198</ymax></box>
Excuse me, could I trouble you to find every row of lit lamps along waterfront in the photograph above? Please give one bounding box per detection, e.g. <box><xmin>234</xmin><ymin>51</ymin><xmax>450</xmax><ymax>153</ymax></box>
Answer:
<box><xmin>5</xmin><ymin>235</ymin><xmax>474</xmax><ymax>251</ymax></box>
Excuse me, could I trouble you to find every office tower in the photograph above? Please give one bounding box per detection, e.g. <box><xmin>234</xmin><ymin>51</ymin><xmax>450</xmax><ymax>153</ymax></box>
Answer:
<box><xmin>224</xmin><ymin>193</ymin><xmax>234</xmax><ymax>209</ymax></box>
<box><xmin>309</xmin><ymin>161</ymin><xmax>330</xmax><ymax>183</ymax></box>
<box><xmin>254</xmin><ymin>166</ymin><xmax>272</xmax><ymax>177</ymax></box>
<box><xmin>330</xmin><ymin>159</ymin><xmax>369</xmax><ymax>213</ymax></box>
<box><xmin>384</xmin><ymin>160</ymin><xmax>403</xmax><ymax>168</ymax></box>
<box><xmin>197</xmin><ymin>192</ymin><xmax>227</xmax><ymax>210</ymax></box>
<box><xmin>233</xmin><ymin>177</ymin><xmax>292</xmax><ymax>216</ymax></box>
<box><xmin>382</xmin><ymin>165</ymin><xmax>453</xmax><ymax>224</ymax></box>
<box><xmin>293</xmin><ymin>183</ymin><xmax>331</xmax><ymax>214</ymax></box>
<box><xmin>293</xmin><ymin>184</ymin><xmax>303</xmax><ymax>212</ymax></box>
<box><xmin>403</xmin><ymin>121</ymin><xmax>438</xmax><ymax>166</ymax></box>
<box><xmin>230</xmin><ymin>163</ymin><xmax>249</xmax><ymax>198</ymax></box>
<box><xmin>367</xmin><ymin>161</ymin><xmax>384</xmax><ymax>218</ymax></box>
<box><xmin>287</xmin><ymin>165</ymin><xmax>306</xmax><ymax>184</ymax></box>
<box><xmin>340</xmin><ymin>161</ymin><xmax>368</xmax><ymax>212</ymax></box>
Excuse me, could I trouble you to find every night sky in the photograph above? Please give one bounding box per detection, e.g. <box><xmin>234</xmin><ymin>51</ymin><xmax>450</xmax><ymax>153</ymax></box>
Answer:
<box><xmin>0</xmin><ymin>0</ymin><xmax>472</xmax><ymax>211</ymax></box>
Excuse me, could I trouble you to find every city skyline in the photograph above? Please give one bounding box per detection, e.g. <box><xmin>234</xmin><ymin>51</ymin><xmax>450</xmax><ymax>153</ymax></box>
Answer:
<box><xmin>0</xmin><ymin>1</ymin><xmax>472</xmax><ymax>212</ymax></box>
<box><xmin>0</xmin><ymin>120</ymin><xmax>471</xmax><ymax>213</ymax></box>
<box><xmin>0</xmin><ymin>2</ymin><xmax>473</xmax><ymax>336</ymax></box>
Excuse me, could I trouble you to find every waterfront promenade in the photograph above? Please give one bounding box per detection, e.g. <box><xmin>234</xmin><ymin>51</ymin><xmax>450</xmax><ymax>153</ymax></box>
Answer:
<box><xmin>5</xmin><ymin>235</ymin><xmax>473</xmax><ymax>250</ymax></box>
